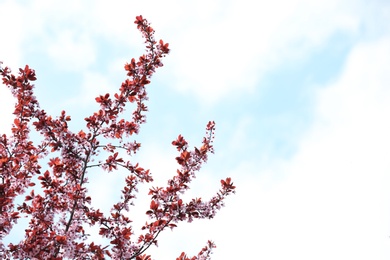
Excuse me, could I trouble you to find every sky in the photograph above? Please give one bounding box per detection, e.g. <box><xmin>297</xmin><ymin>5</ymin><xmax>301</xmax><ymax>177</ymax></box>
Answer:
<box><xmin>0</xmin><ymin>0</ymin><xmax>390</xmax><ymax>259</ymax></box>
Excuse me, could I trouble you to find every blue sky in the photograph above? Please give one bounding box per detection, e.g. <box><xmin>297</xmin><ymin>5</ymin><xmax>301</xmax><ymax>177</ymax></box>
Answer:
<box><xmin>1</xmin><ymin>0</ymin><xmax>390</xmax><ymax>259</ymax></box>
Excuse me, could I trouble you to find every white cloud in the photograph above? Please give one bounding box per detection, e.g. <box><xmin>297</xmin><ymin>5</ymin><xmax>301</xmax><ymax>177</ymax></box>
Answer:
<box><xmin>202</xmin><ymin>36</ymin><xmax>390</xmax><ymax>259</ymax></box>
<box><xmin>1</xmin><ymin>1</ymin><xmax>98</xmax><ymax>72</ymax></box>
<box><xmin>66</xmin><ymin>71</ymin><xmax>114</xmax><ymax>106</ymax></box>
<box><xmin>0</xmin><ymin>0</ymin><xmax>373</xmax><ymax>105</ymax></box>
<box><xmin>134</xmin><ymin>34</ymin><xmax>390</xmax><ymax>260</ymax></box>
<box><xmin>0</xmin><ymin>1</ymin><xmax>26</xmax><ymax>68</ymax></box>
<box><xmin>165</xmin><ymin>0</ymin><xmax>364</xmax><ymax>105</ymax></box>
<box><xmin>46</xmin><ymin>30</ymin><xmax>96</xmax><ymax>71</ymax></box>
<box><xmin>34</xmin><ymin>0</ymin><xmax>366</xmax><ymax>105</ymax></box>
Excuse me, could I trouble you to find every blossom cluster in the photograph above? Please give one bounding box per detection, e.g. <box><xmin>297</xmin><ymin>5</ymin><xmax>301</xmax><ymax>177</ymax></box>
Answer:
<box><xmin>0</xmin><ymin>16</ymin><xmax>235</xmax><ymax>259</ymax></box>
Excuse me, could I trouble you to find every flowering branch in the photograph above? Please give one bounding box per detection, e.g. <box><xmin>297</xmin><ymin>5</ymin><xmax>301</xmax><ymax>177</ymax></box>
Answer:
<box><xmin>0</xmin><ymin>15</ymin><xmax>235</xmax><ymax>259</ymax></box>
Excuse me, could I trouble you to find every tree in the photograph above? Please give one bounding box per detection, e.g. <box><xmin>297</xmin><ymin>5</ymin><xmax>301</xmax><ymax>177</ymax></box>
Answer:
<box><xmin>0</xmin><ymin>15</ymin><xmax>235</xmax><ymax>259</ymax></box>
